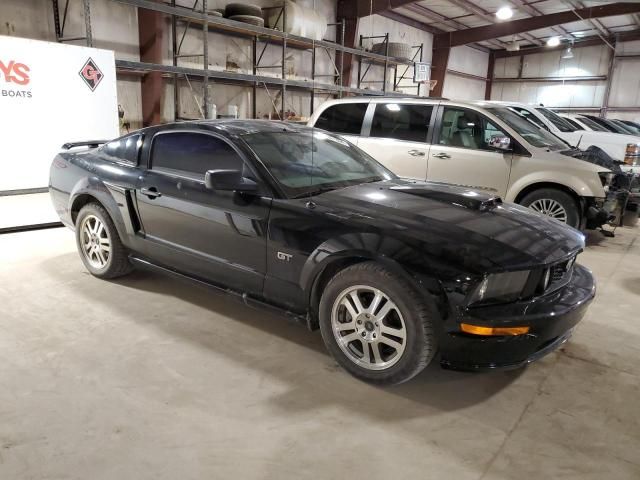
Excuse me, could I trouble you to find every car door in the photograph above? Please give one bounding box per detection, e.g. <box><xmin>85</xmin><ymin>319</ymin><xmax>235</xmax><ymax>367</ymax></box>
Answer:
<box><xmin>356</xmin><ymin>102</ymin><xmax>434</xmax><ymax>180</ymax></box>
<box><xmin>312</xmin><ymin>102</ymin><xmax>368</xmax><ymax>145</ymax></box>
<box><xmin>135</xmin><ymin>130</ymin><xmax>271</xmax><ymax>296</ymax></box>
<box><xmin>427</xmin><ymin>106</ymin><xmax>511</xmax><ymax>196</ymax></box>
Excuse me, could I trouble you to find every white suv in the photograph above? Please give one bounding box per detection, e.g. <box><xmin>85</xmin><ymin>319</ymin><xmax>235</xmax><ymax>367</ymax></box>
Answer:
<box><xmin>308</xmin><ymin>97</ymin><xmax>612</xmax><ymax>229</ymax></box>
<box><xmin>488</xmin><ymin>101</ymin><xmax>640</xmax><ymax>170</ymax></box>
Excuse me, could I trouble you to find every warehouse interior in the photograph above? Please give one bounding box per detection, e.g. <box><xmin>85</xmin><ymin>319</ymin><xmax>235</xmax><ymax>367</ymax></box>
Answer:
<box><xmin>1</xmin><ymin>1</ymin><xmax>640</xmax><ymax>479</ymax></box>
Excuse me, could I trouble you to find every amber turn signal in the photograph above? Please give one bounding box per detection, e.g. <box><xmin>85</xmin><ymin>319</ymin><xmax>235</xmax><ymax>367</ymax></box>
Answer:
<box><xmin>460</xmin><ymin>323</ymin><xmax>530</xmax><ymax>336</ymax></box>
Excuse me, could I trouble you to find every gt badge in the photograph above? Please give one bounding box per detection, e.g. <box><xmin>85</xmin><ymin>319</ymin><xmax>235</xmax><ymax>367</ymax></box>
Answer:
<box><xmin>277</xmin><ymin>252</ymin><xmax>292</xmax><ymax>262</ymax></box>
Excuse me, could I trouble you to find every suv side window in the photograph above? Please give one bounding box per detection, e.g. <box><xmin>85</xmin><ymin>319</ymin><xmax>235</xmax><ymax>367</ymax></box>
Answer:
<box><xmin>438</xmin><ymin>107</ymin><xmax>508</xmax><ymax>152</ymax></box>
<box><xmin>370</xmin><ymin>103</ymin><xmax>433</xmax><ymax>142</ymax></box>
<box><xmin>314</xmin><ymin>103</ymin><xmax>367</xmax><ymax>135</ymax></box>
<box><xmin>151</xmin><ymin>132</ymin><xmax>244</xmax><ymax>180</ymax></box>
<box><xmin>103</xmin><ymin>134</ymin><xmax>141</xmax><ymax>164</ymax></box>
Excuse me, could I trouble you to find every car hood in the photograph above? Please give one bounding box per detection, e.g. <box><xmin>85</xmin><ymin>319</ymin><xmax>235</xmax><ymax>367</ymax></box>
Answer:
<box><xmin>315</xmin><ymin>179</ymin><xmax>584</xmax><ymax>272</ymax></box>
<box><xmin>580</xmin><ymin>130</ymin><xmax>640</xmax><ymax>145</ymax></box>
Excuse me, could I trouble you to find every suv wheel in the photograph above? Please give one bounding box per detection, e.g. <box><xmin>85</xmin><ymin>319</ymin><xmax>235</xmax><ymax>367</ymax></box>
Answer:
<box><xmin>75</xmin><ymin>203</ymin><xmax>132</xmax><ymax>279</ymax></box>
<box><xmin>319</xmin><ymin>262</ymin><xmax>437</xmax><ymax>385</ymax></box>
<box><xmin>520</xmin><ymin>188</ymin><xmax>580</xmax><ymax>228</ymax></box>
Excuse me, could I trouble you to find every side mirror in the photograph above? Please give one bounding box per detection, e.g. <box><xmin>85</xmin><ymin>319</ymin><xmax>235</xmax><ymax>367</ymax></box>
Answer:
<box><xmin>488</xmin><ymin>135</ymin><xmax>512</xmax><ymax>152</ymax></box>
<box><xmin>204</xmin><ymin>169</ymin><xmax>258</xmax><ymax>193</ymax></box>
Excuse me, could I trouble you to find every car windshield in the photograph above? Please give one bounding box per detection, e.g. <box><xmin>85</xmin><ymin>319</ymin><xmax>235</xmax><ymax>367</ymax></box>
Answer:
<box><xmin>620</xmin><ymin>120</ymin><xmax>640</xmax><ymax>134</ymax></box>
<box><xmin>486</xmin><ymin>107</ymin><xmax>569</xmax><ymax>151</ymax></box>
<box><xmin>610</xmin><ymin>119</ymin><xmax>638</xmax><ymax>135</ymax></box>
<box><xmin>577</xmin><ymin>116</ymin><xmax>609</xmax><ymax>132</ymax></box>
<box><xmin>536</xmin><ymin>108</ymin><xmax>577</xmax><ymax>132</ymax></box>
<box><xmin>242</xmin><ymin>130</ymin><xmax>395</xmax><ymax>198</ymax></box>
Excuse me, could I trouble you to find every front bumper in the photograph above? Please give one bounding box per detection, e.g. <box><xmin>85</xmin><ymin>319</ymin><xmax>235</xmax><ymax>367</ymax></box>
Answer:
<box><xmin>440</xmin><ymin>264</ymin><xmax>595</xmax><ymax>371</ymax></box>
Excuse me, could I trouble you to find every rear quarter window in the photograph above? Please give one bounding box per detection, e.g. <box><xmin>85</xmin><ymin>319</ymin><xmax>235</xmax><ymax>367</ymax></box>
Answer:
<box><xmin>102</xmin><ymin>134</ymin><xmax>142</xmax><ymax>164</ymax></box>
<box><xmin>314</xmin><ymin>103</ymin><xmax>367</xmax><ymax>135</ymax></box>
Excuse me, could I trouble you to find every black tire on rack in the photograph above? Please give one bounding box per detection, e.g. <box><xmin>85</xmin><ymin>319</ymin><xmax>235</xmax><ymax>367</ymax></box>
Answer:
<box><xmin>228</xmin><ymin>15</ymin><xmax>265</xmax><ymax>27</ymax></box>
<box><xmin>207</xmin><ymin>9</ymin><xmax>223</xmax><ymax>17</ymax></box>
<box><xmin>224</xmin><ymin>3</ymin><xmax>262</xmax><ymax>18</ymax></box>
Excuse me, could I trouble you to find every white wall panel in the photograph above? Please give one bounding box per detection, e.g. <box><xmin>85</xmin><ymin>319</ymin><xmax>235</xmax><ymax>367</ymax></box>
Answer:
<box><xmin>442</xmin><ymin>74</ymin><xmax>485</xmax><ymax>100</ymax></box>
<box><xmin>609</xmin><ymin>58</ymin><xmax>640</xmax><ymax>107</ymax></box>
<box><xmin>448</xmin><ymin>45</ymin><xmax>489</xmax><ymax>77</ymax></box>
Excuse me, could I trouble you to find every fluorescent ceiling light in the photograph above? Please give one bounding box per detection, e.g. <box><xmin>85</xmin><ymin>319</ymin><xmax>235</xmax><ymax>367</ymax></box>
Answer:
<box><xmin>496</xmin><ymin>6</ymin><xmax>514</xmax><ymax>20</ymax></box>
<box><xmin>547</xmin><ymin>36</ymin><xmax>561</xmax><ymax>47</ymax></box>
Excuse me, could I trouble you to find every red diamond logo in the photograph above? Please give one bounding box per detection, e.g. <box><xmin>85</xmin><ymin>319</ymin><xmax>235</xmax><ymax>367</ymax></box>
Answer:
<box><xmin>79</xmin><ymin>57</ymin><xmax>104</xmax><ymax>91</ymax></box>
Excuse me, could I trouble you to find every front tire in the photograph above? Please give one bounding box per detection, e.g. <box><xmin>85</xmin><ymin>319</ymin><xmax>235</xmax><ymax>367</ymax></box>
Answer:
<box><xmin>319</xmin><ymin>262</ymin><xmax>438</xmax><ymax>385</ymax></box>
<box><xmin>520</xmin><ymin>188</ymin><xmax>580</xmax><ymax>228</ymax></box>
<box><xmin>75</xmin><ymin>203</ymin><xmax>132</xmax><ymax>279</ymax></box>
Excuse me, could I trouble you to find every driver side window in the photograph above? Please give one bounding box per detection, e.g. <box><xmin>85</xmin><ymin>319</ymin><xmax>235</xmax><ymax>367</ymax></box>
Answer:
<box><xmin>151</xmin><ymin>132</ymin><xmax>248</xmax><ymax>180</ymax></box>
<box><xmin>438</xmin><ymin>108</ymin><xmax>507</xmax><ymax>152</ymax></box>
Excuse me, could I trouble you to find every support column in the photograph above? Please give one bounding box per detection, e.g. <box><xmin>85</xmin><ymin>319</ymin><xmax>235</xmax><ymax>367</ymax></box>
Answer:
<box><xmin>138</xmin><ymin>2</ymin><xmax>164</xmax><ymax>127</ymax></box>
<box><xmin>337</xmin><ymin>0</ymin><xmax>358</xmax><ymax>88</ymax></box>
<box><xmin>430</xmin><ymin>45</ymin><xmax>450</xmax><ymax>97</ymax></box>
<box><xmin>484</xmin><ymin>51</ymin><xmax>495</xmax><ymax>100</ymax></box>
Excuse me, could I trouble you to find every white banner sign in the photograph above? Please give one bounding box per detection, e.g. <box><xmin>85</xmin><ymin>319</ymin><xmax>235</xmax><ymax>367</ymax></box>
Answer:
<box><xmin>0</xmin><ymin>35</ymin><xmax>119</xmax><ymax>192</ymax></box>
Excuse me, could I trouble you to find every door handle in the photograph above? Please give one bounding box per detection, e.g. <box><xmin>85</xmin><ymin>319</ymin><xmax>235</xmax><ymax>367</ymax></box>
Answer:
<box><xmin>141</xmin><ymin>186</ymin><xmax>162</xmax><ymax>199</ymax></box>
<box><xmin>408</xmin><ymin>149</ymin><xmax>425</xmax><ymax>157</ymax></box>
<box><xmin>432</xmin><ymin>152</ymin><xmax>451</xmax><ymax>159</ymax></box>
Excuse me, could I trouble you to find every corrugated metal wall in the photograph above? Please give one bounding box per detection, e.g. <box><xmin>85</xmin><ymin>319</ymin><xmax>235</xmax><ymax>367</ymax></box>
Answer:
<box><xmin>490</xmin><ymin>40</ymin><xmax>640</xmax><ymax>121</ymax></box>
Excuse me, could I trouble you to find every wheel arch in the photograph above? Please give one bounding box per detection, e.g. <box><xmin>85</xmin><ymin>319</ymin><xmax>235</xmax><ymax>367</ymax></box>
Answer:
<box><xmin>304</xmin><ymin>247</ymin><xmax>448</xmax><ymax>331</ymax></box>
<box><xmin>513</xmin><ymin>181</ymin><xmax>582</xmax><ymax>206</ymax></box>
<box><xmin>70</xmin><ymin>193</ymin><xmax>102</xmax><ymax>224</ymax></box>
<box><xmin>68</xmin><ymin>178</ymin><xmax>131</xmax><ymax>243</ymax></box>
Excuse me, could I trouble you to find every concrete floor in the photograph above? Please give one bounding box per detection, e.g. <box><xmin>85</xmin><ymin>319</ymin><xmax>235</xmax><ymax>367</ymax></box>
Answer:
<box><xmin>0</xmin><ymin>226</ymin><xmax>639</xmax><ymax>480</ymax></box>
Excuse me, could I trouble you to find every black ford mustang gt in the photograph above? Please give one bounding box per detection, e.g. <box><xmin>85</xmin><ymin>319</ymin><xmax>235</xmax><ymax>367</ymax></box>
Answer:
<box><xmin>49</xmin><ymin>120</ymin><xmax>595</xmax><ymax>384</ymax></box>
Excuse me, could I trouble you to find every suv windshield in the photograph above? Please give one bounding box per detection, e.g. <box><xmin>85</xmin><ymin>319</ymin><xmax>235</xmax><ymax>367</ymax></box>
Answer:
<box><xmin>486</xmin><ymin>107</ymin><xmax>569</xmax><ymax>151</ymax></box>
<box><xmin>242</xmin><ymin>130</ymin><xmax>395</xmax><ymax>198</ymax></box>
<box><xmin>536</xmin><ymin>108</ymin><xmax>577</xmax><ymax>132</ymax></box>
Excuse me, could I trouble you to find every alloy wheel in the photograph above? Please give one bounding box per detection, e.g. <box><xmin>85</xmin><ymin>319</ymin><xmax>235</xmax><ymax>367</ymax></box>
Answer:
<box><xmin>331</xmin><ymin>285</ymin><xmax>407</xmax><ymax>371</ymax></box>
<box><xmin>529</xmin><ymin>198</ymin><xmax>568</xmax><ymax>223</ymax></box>
<box><xmin>80</xmin><ymin>214</ymin><xmax>111</xmax><ymax>269</ymax></box>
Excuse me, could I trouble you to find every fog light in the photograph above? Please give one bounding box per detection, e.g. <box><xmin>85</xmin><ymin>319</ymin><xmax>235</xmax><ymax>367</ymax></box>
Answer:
<box><xmin>460</xmin><ymin>323</ymin><xmax>530</xmax><ymax>336</ymax></box>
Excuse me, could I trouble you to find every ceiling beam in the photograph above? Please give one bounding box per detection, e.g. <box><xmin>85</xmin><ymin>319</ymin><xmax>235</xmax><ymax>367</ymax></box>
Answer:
<box><xmin>377</xmin><ymin>9</ymin><xmax>443</xmax><ymax>35</ymax></box>
<box><xmin>564</xmin><ymin>0</ymin><xmax>611</xmax><ymax>38</ymax></box>
<box><xmin>508</xmin><ymin>0</ymin><xmax>571</xmax><ymax>39</ymax></box>
<box><xmin>446</xmin><ymin>0</ymin><xmax>542</xmax><ymax>46</ymax></box>
<box><xmin>494</xmin><ymin>30</ymin><xmax>640</xmax><ymax>58</ymax></box>
<box><xmin>434</xmin><ymin>2</ymin><xmax>640</xmax><ymax>48</ymax></box>
<box><xmin>403</xmin><ymin>3</ymin><xmax>506</xmax><ymax>49</ymax></box>
<box><xmin>352</xmin><ymin>0</ymin><xmax>420</xmax><ymax>18</ymax></box>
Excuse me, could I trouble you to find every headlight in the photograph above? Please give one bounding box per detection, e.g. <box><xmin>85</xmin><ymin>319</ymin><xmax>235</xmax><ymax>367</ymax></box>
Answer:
<box><xmin>467</xmin><ymin>270</ymin><xmax>530</xmax><ymax>305</ymax></box>
<box><xmin>598</xmin><ymin>171</ymin><xmax>615</xmax><ymax>189</ymax></box>
<box><xmin>624</xmin><ymin>143</ymin><xmax>640</xmax><ymax>166</ymax></box>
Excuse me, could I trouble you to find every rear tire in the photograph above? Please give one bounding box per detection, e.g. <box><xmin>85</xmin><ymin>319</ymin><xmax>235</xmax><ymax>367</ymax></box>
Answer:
<box><xmin>520</xmin><ymin>188</ymin><xmax>580</xmax><ymax>228</ymax></box>
<box><xmin>75</xmin><ymin>203</ymin><xmax>132</xmax><ymax>279</ymax></box>
<box><xmin>319</xmin><ymin>261</ymin><xmax>438</xmax><ymax>385</ymax></box>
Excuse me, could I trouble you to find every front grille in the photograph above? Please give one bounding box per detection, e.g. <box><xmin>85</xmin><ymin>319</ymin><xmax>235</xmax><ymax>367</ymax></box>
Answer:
<box><xmin>550</xmin><ymin>261</ymin><xmax>567</xmax><ymax>283</ymax></box>
<box><xmin>543</xmin><ymin>256</ymin><xmax>575</xmax><ymax>294</ymax></box>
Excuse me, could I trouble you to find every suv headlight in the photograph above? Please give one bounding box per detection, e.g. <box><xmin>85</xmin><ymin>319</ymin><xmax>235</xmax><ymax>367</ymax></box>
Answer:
<box><xmin>467</xmin><ymin>270</ymin><xmax>530</xmax><ymax>306</ymax></box>
<box><xmin>624</xmin><ymin>143</ymin><xmax>640</xmax><ymax>166</ymax></box>
<box><xmin>598</xmin><ymin>171</ymin><xmax>615</xmax><ymax>189</ymax></box>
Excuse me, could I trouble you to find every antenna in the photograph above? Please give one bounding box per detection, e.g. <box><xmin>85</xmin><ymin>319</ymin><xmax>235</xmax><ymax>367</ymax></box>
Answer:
<box><xmin>306</xmin><ymin>18</ymin><xmax>316</xmax><ymax>210</ymax></box>
<box><xmin>576</xmin><ymin>134</ymin><xmax>583</xmax><ymax>150</ymax></box>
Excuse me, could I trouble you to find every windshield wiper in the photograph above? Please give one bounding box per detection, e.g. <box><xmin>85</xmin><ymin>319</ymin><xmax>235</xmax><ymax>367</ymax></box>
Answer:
<box><xmin>293</xmin><ymin>177</ymin><xmax>384</xmax><ymax>199</ymax></box>
<box><xmin>293</xmin><ymin>185</ymin><xmax>342</xmax><ymax>199</ymax></box>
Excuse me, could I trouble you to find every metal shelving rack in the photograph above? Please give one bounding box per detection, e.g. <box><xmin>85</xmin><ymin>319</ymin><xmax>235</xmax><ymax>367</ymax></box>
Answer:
<box><xmin>59</xmin><ymin>0</ymin><xmax>423</xmax><ymax>120</ymax></box>
<box><xmin>357</xmin><ymin>34</ymin><xmax>424</xmax><ymax>96</ymax></box>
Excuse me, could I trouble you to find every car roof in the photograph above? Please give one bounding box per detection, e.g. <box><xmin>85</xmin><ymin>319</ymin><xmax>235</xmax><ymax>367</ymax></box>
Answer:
<box><xmin>143</xmin><ymin>119</ymin><xmax>312</xmax><ymax>137</ymax></box>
